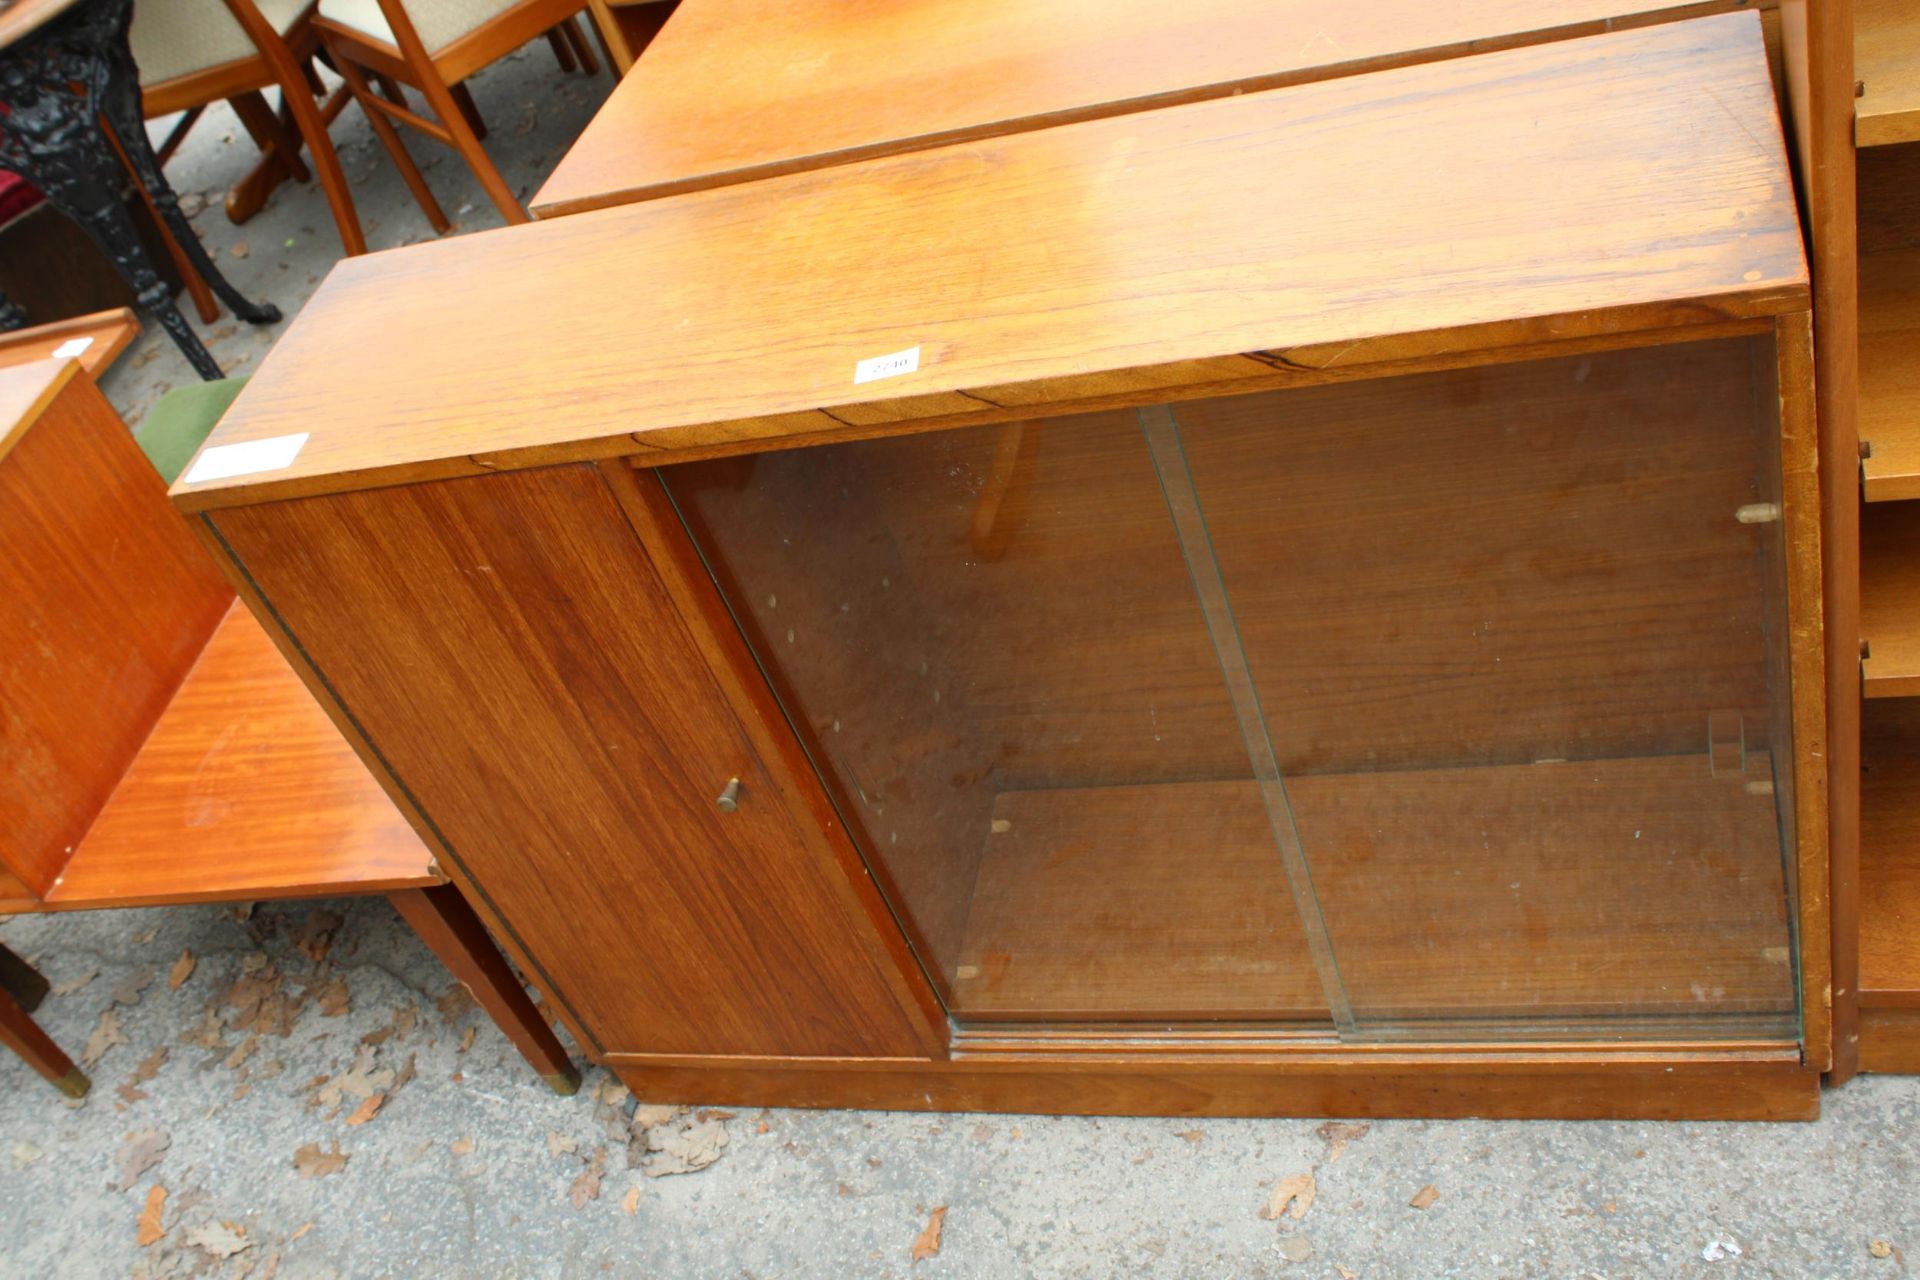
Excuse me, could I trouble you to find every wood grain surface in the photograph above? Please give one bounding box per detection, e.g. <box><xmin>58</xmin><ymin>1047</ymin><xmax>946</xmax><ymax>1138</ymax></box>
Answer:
<box><xmin>0</xmin><ymin>309</ymin><xmax>139</xmax><ymax>380</ymax></box>
<box><xmin>208</xmin><ymin>465</ymin><xmax>937</xmax><ymax>1061</ymax></box>
<box><xmin>534</xmin><ymin>0</ymin><xmax>1759</xmax><ymax>216</ymax></box>
<box><xmin>1858</xmin><ymin>243</ymin><xmax>1920</xmax><ymax>500</ymax></box>
<box><xmin>1861</xmin><ymin>500</ymin><xmax>1920</xmax><ymax>697</ymax></box>
<box><xmin>1855</xmin><ymin>0</ymin><xmax>1920</xmax><ymax>146</ymax></box>
<box><xmin>40</xmin><ymin>604</ymin><xmax>438</xmax><ymax>910</ymax></box>
<box><xmin>1860</xmin><ymin>697</ymin><xmax>1920</xmax><ymax>1004</ymax></box>
<box><xmin>175</xmin><ymin>13</ymin><xmax>1805</xmax><ymax>511</ymax></box>
<box><xmin>0</xmin><ymin>363</ymin><xmax>232</xmax><ymax>897</ymax></box>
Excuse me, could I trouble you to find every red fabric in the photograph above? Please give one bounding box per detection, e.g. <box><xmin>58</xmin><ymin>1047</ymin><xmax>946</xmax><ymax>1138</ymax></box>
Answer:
<box><xmin>0</xmin><ymin>170</ymin><xmax>46</xmax><ymax>229</ymax></box>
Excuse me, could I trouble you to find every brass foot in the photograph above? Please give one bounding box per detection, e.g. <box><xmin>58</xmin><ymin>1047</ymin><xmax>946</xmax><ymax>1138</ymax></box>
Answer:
<box><xmin>53</xmin><ymin>1068</ymin><xmax>90</xmax><ymax>1099</ymax></box>
<box><xmin>544</xmin><ymin>1066</ymin><xmax>582</xmax><ymax>1097</ymax></box>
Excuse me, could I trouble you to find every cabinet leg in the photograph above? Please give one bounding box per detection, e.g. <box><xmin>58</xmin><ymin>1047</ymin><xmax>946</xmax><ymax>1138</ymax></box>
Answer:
<box><xmin>0</xmin><ymin>981</ymin><xmax>88</xmax><ymax>1097</ymax></box>
<box><xmin>387</xmin><ymin>885</ymin><xmax>579</xmax><ymax>1095</ymax></box>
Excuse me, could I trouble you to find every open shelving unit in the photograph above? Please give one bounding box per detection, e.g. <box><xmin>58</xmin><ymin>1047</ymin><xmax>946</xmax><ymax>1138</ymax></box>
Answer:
<box><xmin>1852</xmin><ymin>6</ymin><xmax>1920</xmax><ymax>1067</ymax></box>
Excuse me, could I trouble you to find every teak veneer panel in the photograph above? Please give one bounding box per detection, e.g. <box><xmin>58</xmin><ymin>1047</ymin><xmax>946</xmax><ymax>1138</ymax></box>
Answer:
<box><xmin>175</xmin><ymin>14</ymin><xmax>1806</xmax><ymax>511</ymax></box>
<box><xmin>607</xmin><ymin>1060</ymin><xmax>1820</xmax><ymax>1121</ymax></box>
<box><xmin>1856</xmin><ymin>0</ymin><xmax>1920</xmax><ymax>146</ymax></box>
<box><xmin>0</xmin><ymin>308</ymin><xmax>138</xmax><ymax>380</ymax></box>
<box><xmin>1860</xmin><ymin>501</ymin><xmax>1920</xmax><ymax>697</ymax></box>
<box><xmin>1859</xmin><ymin>245</ymin><xmax>1920</xmax><ymax>501</ymax></box>
<box><xmin>534</xmin><ymin>0</ymin><xmax>1762</xmax><ymax>216</ymax></box>
<box><xmin>954</xmin><ymin>758</ymin><xmax>1794</xmax><ymax>1029</ymax></box>
<box><xmin>206</xmin><ymin>465</ymin><xmax>935</xmax><ymax>1061</ymax></box>
<box><xmin>41</xmin><ymin>605</ymin><xmax>437</xmax><ymax>910</ymax></box>
<box><xmin>0</xmin><ymin>361</ymin><xmax>232</xmax><ymax>897</ymax></box>
<box><xmin>1860</xmin><ymin>698</ymin><xmax>1920</xmax><ymax>1004</ymax></box>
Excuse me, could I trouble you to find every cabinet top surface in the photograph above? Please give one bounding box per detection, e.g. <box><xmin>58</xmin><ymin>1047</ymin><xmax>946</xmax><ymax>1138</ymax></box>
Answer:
<box><xmin>176</xmin><ymin>12</ymin><xmax>1806</xmax><ymax>512</ymax></box>
<box><xmin>533</xmin><ymin>0</ymin><xmax>1762</xmax><ymax>217</ymax></box>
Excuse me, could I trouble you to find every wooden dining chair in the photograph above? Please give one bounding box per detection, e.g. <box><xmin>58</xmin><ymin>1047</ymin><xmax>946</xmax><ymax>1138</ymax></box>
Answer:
<box><xmin>0</xmin><ymin>945</ymin><xmax>89</xmax><ymax>1098</ymax></box>
<box><xmin>132</xmin><ymin>0</ymin><xmax>367</xmax><ymax>255</ymax></box>
<box><xmin>312</xmin><ymin>0</ymin><xmax>603</xmax><ymax>227</ymax></box>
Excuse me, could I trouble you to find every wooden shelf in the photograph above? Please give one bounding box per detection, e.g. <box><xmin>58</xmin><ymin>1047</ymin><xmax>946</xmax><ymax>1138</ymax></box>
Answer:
<box><xmin>1862</xmin><ymin>502</ymin><xmax>1920</xmax><ymax>696</ymax></box>
<box><xmin>1859</xmin><ymin>247</ymin><xmax>1920</xmax><ymax>501</ymax></box>
<box><xmin>1861</xmin><ymin>699</ymin><xmax>1920</xmax><ymax>1007</ymax></box>
<box><xmin>951</xmin><ymin>754</ymin><xmax>1795</xmax><ymax>1028</ymax></box>
<box><xmin>1857</xmin><ymin>0</ymin><xmax>1920</xmax><ymax>146</ymax></box>
<box><xmin>39</xmin><ymin>604</ymin><xmax>437</xmax><ymax>911</ymax></box>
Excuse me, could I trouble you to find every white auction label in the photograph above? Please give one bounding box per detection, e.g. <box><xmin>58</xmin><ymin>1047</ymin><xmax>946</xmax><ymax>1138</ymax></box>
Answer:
<box><xmin>51</xmin><ymin>337</ymin><xmax>93</xmax><ymax>359</ymax></box>
<box><xmin>182</xmin><ymin>432</ymin><xmax>310</xmax><ymax>485</ymax></box>
<box><xmin>853</xmin><ymin>345</ymin><xmax>920</xmax><ymax>385</ymax></box>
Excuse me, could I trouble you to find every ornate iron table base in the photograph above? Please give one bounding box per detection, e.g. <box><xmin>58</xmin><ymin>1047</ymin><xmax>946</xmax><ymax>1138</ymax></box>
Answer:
<box><xmin>0</xmin><ymin>0</ymin><xmax>280</xmax><ymax>380</ymax></box>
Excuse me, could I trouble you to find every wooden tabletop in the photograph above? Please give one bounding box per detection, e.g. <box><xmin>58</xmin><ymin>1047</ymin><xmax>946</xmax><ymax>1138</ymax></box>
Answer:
<box><xmin>533</xmin><ymin>0</ymin><xmax>1761</xmax><ymax>217</ymax></box>
<box><xmin>177</xmin><ymin>13</ymin><xmax>1806</xmax><ymax>512</ymax></box>
<box><xmin>0</xmin><ymin>0</ymin><xmax>91</xmax><ymax>51</ymax></box>
<box><xmin>0</xmin><ymin>308</ymin><xmax>140</xmax><ymax>380</ymax></box>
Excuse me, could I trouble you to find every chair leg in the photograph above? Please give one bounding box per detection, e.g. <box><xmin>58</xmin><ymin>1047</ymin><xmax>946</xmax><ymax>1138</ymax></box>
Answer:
<box><xmin>447</xmin><ymin>82</ymin><xmax>487</xmax><ymax>142</ymax></box>
<box><xmin>388</xmin><ymin>885</ymin><xmax>579</xmax><ymax>1095</ymax></box>
<box><xmin>561</xmin><ymin>17</ymin><xmax>601</xmax><ymax>77</ymax></box>
<box><xmin>324</xmin><ymin>39</ymin><xmax>451</xmax><ymax>234</ymax></box>
<box><xmin>0</xmin><ymin>944</ymin><xmax>49</xmax><ymax>1012</ymax></box>
<box><xmin>103</xmin><ymin>126</ymin><xmax>221</xmax><ymax>325</ymax></box>
<box><xmin>0</xmin><ymin>968</ymin><xmax>88</xmax><ymax>1097</ymax></box>
<box><xmin>544</xmin><ymin>26</ymin><xmax>576</xmax><ymax>74</ymax></box>
<box><xmin>228</xmin><ymin>88</ymin><xmax>311</xmax><ymax>185</ymax></box>
<box><xmin>415</xmin><ymin>73</ymin><xmax>526</xmax><ymax>224</ymax></box>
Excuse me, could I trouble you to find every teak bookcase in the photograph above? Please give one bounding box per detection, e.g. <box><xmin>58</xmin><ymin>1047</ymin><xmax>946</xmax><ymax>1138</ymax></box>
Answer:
<box><xmin>172</xmin><ymin>14</ymin><xmax>1834</xmax><ymax>1118</ymax></box>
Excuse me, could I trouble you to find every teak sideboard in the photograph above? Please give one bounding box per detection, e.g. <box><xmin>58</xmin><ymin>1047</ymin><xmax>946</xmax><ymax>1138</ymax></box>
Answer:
<box><xmin>171</xmin><ymin>14</ymin><xmax>1833</xmax><ymax>1118</ymax></box>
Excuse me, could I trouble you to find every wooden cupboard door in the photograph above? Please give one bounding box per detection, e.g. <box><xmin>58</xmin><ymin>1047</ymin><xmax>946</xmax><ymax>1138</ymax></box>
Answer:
<box><xmin>208</xmin><ymin>464</ymin><xmax>937</xmax><ymax>1061</ymax></box>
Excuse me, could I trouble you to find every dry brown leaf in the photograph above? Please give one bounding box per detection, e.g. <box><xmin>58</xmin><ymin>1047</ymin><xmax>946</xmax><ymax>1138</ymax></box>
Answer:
<box><xmin>1174</xmin><ymin>1129</ymin><xmax>1204</xmax><ymax>1144</ymax></box>
<box><xmin>113</xmin><ymin>1129</ymin><xmax>170</xmax><ymax>1190</ymax></box>
<box><xmin>179</xmin><ymin>1009</ymin><xmax>226</xmax><ymax>1051</ymax></box>
<box><xmin>1279</xmin><ymin>1236</ymin><xmax>1314</xmax><ymax>1263</ymax></box>
<box><xmin>131</xmin><ymin>926</ymin><xmax>159</xmax><ymax>945</ymax></box>
<box><xmin>639</xmin><ymin>1116</ymin><xmax>728</xmax><ymax>1178</ymax></box>
<box><xmin>12</xmin><ymin>1140</ymin><xmax>44</xmax><ymax>1168</ymax></box>
<box><xmin>1871</xmin><ymin>1240</ymin><xmax>1894</xmax><ymax>1259</ymax></box>
<box><xmin>1261</xmin><ymin>1173</ymin><xmax>1316</xmax><ymax>1222</ymax></box>
<box><xmin>167</xmin><ymin>951</ymin><xmax>196</xmax><ymax>992</ymax></box>
<box><xmin>391</xmin><ymin>1053</ymin><xmax>417</xmax><ymax>1095</ymax></box>
<box><xmin>229</xmin><ymin>241</ymin><xmax>250</xmax><ymax>260</ymax></box>
<box><xmin>293</xmin><ymin>910</ymin><xmax>344</xmax><ymax>962</ymax></box>
<box><xmin>184</xmin><ymin>1221</ymin><xmax>250</xmax><ymax>1259</ymax></box>
<box><xmin>456</xmin><ymin>1026</ymin><xmax>476</xmax><ymax>1054</ymax></box>
<box><xmin>317</xmin><ymin>980</ymin><xmax>350</xmax><ymax>1018</ymax></box>
<box><xmin>224</xmin><ymin>1034</ymin><xmax>260</xmax><ymax>1071</ymax></box>
<box><xmin>436</xmin><ymin>983</ymin><xmax>477</xmax><ymax>1024</ymax></box>
<box><xmin>289</xmin><ymin>1223</ymin><xmax>315</xmax><ymax>1243</ymax></box>
<box><xmin>130</xmin><ymin>1044</ymin><xmax>169</xmax><ymax>1085</ymax></box>
<box><xmin>630</xmin><ymin>1103</ymin><xmax>681</xmax><ymax>1129</ymax></box>
<box><xmin>110</xmin><ymin>969</ymin><xmax>155</xmax><ymax>1007</ymax></box>
<box><xmin>569</xmin><ymin>1148</ymin><xmax>608</xmax><ymax>1208</ymax></box>
<box><xmin>1335</xmin><ymin>1266</ymin><xmax>1358</xmax><ymax>1280</ymax></box>
<box><xmin>82</xmin><ymin>1008</ymin><xmax>130</xmax><ymax>1067</ymax></box>
<box><xmin>292</xmin><ymin>1141</ymin><xmax>347</xmax><ymax>1179</ymax></box>
<box><xmin>136</xmin><ymin>1185</ymin><xmax>168</xmax><ymax>1246</ymax></box>
<box><xmin>911</xmin><ymin>1206</ymin><xmax>948</xmax><ymax>1262</ymax></box>
<box><xmin>451</xmin><ymin>1136</ymin><xmax>475</xmax><ymax>1156</ymax></box>
<box><xmin>548</xmin><ymin>1131</ymin><xmax>578</xmax><ymax>1158</ymax></box>
<box><xmin>344</xmin><ymin>1094</ymin><xmax>384</xmax><ymax>1126</ymax></box>
<box><xmin>621</xmin><ymin>1184</ymin><xmax>641</xmax><ymax>1215</ymax></box>
<box><xmin>1409</xmin><ymin>1185</ymin><xmax>1440</xmax><ymax>1211</ymax></box>
<box><xmin>1316</xmin><ymin>1121</ymin><xmax>1371</xmax><ymax>1164</ymax></box>
<box><xmin>51</xmin><ymin>968</ymin><xmax>98</xmax><ymax>996</ymax></box>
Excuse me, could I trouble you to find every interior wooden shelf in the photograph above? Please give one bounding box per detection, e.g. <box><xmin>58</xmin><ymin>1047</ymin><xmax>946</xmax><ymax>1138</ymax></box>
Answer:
<box><xmin>38</xmin><ymin>604</ymin><xmax>437</xmax><ymax>911</ymax></box>
<box><xmin>1859</xmin><ymin>247</ymin><xmax>1920</xmax><ymax>501</ymax></box>
<box><xmin>1857</xmin><ymin>0</ymin><xmax>1920</xmax><ymax>147</ymax></box>
<box><xmin>950</xmin><ymin>754</ymin><xmax>1794</xmax><ymax>1028</ymax></box>
<box><xmin>1862</xmin><ymin>502</ymin><xmax>1920</xmax><ymax>696</ymax></box>
<box><xmin>1861</xmin><ymin>699</ymin><xmax>1920</xmax><ymax>1006</ymax></box>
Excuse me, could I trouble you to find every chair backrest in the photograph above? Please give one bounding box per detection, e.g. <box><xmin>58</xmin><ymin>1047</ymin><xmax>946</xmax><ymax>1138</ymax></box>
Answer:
<box><xmin>0</xmin><ymin>360</ymin><xmax>231</xmax><ymax>898</ymax></box>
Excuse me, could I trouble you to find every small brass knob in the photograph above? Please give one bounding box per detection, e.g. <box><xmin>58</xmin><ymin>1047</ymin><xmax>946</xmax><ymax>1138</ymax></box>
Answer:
<box><xmin>716</xmin><ymin>777</ymin><xmax>742</xmax><ymax>813</ymax></box>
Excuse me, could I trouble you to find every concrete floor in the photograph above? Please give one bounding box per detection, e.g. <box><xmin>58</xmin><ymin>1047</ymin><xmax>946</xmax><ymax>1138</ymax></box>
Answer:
<box><xmin>2</xmin><ymin>37</ymin><xmax>1918</xmax><ymax>1280</ymax></box>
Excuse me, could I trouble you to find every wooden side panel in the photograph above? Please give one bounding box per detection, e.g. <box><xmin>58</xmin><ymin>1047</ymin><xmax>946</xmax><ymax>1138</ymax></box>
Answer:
<box><xmin>0</xmin><ymin>367</ymin><xmax>231</xmax><ymax>896</ymax></box>
<box><xmin>1779</xmin><ymin>0</ymin><xmax>1861</xmax><ymax>1080</ymax></box>
<box><xmin>208</xmin><ymin>465</ymin><xmax>934</xmax><ymax>1061</ymax></box>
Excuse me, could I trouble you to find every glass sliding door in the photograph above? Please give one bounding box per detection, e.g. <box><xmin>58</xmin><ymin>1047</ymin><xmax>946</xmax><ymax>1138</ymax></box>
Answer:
<box><xmin>659</xmin><ymin>334</ymin><xmax>1800</xmax><ymax>1044</ymax></box>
